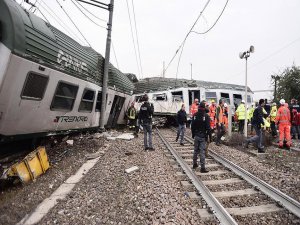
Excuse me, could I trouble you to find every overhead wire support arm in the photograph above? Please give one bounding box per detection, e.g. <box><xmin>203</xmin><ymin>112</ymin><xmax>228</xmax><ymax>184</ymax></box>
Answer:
<box><xmin>76</xmin><ymin>0</ymin><xmax>109</xmax><ymax>10</ymax></box>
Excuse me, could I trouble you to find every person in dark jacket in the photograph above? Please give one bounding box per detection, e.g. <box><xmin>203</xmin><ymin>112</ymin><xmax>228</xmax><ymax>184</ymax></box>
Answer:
<box><xmin>289</xmin><ymin>99</ymin><xmax>300</xmax><ymax>139</ymax></box>
<box><xmin>176</xmin><ymin>104</ymin><xmax>187</xmax><ymax>145</ymax></box>
<box><xmin>138</xmin><ymin>94</ymin><xmax>154</xmax><ymax>150</ymax></box>
<box><xmin>245</xmin><ymin>99</ymin><xmax>265</xmax><ymax>152</ymax></box>
<box><xmin>191</xmin><ymin>102</ymin><xmax>211</xmax><ymax>173</ymax></box>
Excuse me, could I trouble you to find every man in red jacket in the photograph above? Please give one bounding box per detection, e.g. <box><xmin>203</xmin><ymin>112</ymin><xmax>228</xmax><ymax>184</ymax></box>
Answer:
<box><xmin>276</xmin><ymin>99</ymin><xmax>292</xmax><ymax>149</ymax></box>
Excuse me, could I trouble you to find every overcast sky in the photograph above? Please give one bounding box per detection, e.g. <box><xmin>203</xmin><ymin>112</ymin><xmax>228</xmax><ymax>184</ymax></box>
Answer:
<box><xmin>17</xmin><ymin>0</ymin><xmax>300</xmax><ymax>94</ymax></box>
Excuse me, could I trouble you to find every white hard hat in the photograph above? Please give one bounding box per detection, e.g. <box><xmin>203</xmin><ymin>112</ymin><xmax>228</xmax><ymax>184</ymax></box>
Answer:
<box><xmin>251</xmin><ymin>103</ymin><xmax>255</xmax><ymax>106</ymax></box>
<box><xmin>224</xmin><ymin>103</ymin><xmax>228</xmax><ymax>107</ymax></box>
<box><xmin>241</xmin><ymin>100</ymin><xmax>245</xmax><ymax>103</ymax></box>
<box><xmin>279</xmin><ymin>99</ymin><xmax>285</xmax><ymax>105</ymax></box>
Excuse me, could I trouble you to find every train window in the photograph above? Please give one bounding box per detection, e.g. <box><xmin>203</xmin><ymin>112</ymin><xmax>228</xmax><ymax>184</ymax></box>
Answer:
<box><xmin>247</xmin><ymin>95</ymin><xmax>252</xmax><ymax>103</ymax></box>
<box><xmin>171</xmin><ymin>91</ymin><xmax>183</xmax><ymax>102</ymax></box>
<box><xmin>51</xmin><ymin>82</ymin><xmax>78</xmax><ymax>111</ymax></box>
<box><xmin>135</xmin><ymin>95</ymin><xmax>144</xmax><ymax>103</ymax></box>
<box><xmin>95</xmin><ymin>92</ymin><xmax>108</xmax><ymax>112</ymax></box>
<box><xmin>221</xmin><ymin>93</ymin><xmax>230</xmax><ymax>104</ymax></box>
<box><xmin>79</xmin><ymin>89</ymin><xmax>95</xmax><ymax>112</ymax></box>
<box><xmin>153</xmin><ymin>93</ymin><xmax>167</xmax><ymax>101</ymax></box>
<box><xmin>205</xmin><ymin>92</ymin><xmax>217</xmax><ymax>102</ymax></box>
<box><xmin>233</xmin><ymin>94</ymin><xmax>242</xmax><ymax>109</ymax></box>
<box><xmin>21</xmin><ymin>72</ymin><xmax>49</xmax><ymax>100</ymax></box>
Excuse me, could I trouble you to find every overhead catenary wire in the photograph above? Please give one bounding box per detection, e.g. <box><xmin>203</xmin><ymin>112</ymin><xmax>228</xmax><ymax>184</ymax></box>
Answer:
<box><xmin>38</xmin><ymin>0</ymin><xmax>87</xmax><ymax>43</ymax></box>
<box><xmin>111</xmin><ymin>41</ymin><xmax>120</xmax><ymax>70</ymax></box>
<box><xmin>174</xmin><ymin>0</ymin><xmax>229</xmax><ymax>78</ymax></box>
<box><xmin>71</xmin><ymin>0</ymin><xmax>107</xmax><ymax>29</ymax></box>
<box><xmin>125</xmin><ymin>0</ymin><xmax>141</xmax><ymax>78</ymax></box>
<box><xmin>191</xmin><ymin>0</ymin><xmax>229</xmax><ymax>35</ymax></box>
<box><xmin>75</xmin><ymin>0</ymin><xmax>107</xmax><ymax>22</ymax></box>
<box><xmin>131</xmin><ymin>0</ymin><xmax>143</xmax><ymax>78</ymax></box>
<box><xmin>162</xmin><ymin>0</ymin><xmax>211</xmax><ymax>76</ymax></box>
<box><xmin>55</xmin><ymin>0</ymin><xmax>92</xmax><ymax>47</ymax></box>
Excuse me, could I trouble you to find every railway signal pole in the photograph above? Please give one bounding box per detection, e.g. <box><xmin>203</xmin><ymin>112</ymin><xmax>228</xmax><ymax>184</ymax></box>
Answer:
<box><xmin>239</xmin><ymin>46</ymin><xmax>254</xmax><ymax>137</ymax></box>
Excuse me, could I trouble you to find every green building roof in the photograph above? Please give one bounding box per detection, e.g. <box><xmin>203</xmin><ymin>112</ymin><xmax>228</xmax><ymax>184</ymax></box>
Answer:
<box><xmin>0</xmin><ymin>0</ymin><xmax>134</xmax><ymax>94</ymax></box>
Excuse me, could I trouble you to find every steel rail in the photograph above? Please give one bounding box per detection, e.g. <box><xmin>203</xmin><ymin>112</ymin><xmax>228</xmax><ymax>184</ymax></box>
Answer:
<box><xmin>183</xmin><ymin>134</ymin><xmax>300</xmax><ymax>218</ymax></box>
<box><xmin>156</xmin><ymin>128</ymin><xmax>238</xmax><ymax>225</ymax></box>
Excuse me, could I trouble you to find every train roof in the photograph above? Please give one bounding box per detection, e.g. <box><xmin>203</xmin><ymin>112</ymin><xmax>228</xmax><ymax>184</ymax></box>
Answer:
<box><xmin>0</xmin><ymin>0</ymin><xmax>134</xmax><ymax>94</ymax></box>
<box><xmin>134</xmin><ymin>77</ymin><xmax>253</xmax><ymax>94</ymax></box>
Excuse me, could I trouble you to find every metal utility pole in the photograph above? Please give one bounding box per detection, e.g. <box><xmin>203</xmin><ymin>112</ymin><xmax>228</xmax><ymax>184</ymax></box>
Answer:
<box><xmin>190</xmin><ymin>63</ymin><xmax>193</xmax><ymax>80</ymax></box>
<box><xmin>163</xmin><ymin>61</ymin><xmax>165</xmax><ymax>78</ymax></box>
<box><xmin>99</xmin><ymin>0</ymin><xmax>114</xmax><ymax>130</ymax></box>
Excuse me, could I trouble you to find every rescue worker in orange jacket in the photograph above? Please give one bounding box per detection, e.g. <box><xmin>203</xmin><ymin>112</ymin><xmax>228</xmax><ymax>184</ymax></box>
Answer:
<box><xmin>223</xmin><ymin>103</ymin><xmax>229</xmax><ymax>129</ymax></box>
<box><xmin>215</xmin><ymin>99</ymin><xmax>225</xmax><ymax>146</ymax></box>
<box><xmin>190</xmin><ymin>99</ymin><xmax>199</xmax><ymax>117</ymax></box>
<box><xmin>209</xmin><ymin>100</ymin><xmax>217</xmax><ymax>129</ymax></box>
<box><xmin>276</xmin><ymin>99</ymin><xmax>292</xmax><ymax>149</ymax></box>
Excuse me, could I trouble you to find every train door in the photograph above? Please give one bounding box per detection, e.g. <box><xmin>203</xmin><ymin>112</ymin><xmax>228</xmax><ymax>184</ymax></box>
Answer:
<box><xmin>188</xmin><ymin>90</ymin><xmax>200</xmax><ymax>105</ymax></box>
<box><xmin>107</xmin><ymin>95</ymin><xmax>125</xmax><ymax>128</ymax></box>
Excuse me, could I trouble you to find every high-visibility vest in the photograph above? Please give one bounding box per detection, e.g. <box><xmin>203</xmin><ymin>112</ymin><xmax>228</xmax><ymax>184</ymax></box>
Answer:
<box><xmin>223</xmin><ymin>107</ymin><xmax>228</xmax><ymax>128</ymax></box>
<box><xmin>248</xmin><ymin>107</ymin><xmax>254</xmax><ymax>120</ymax></box>
<box><xmin>190</xmin><ymin>103</ymin><xmax>198</xmax><ymax>116</ymax></box>
<box><xmin>216</xmin><ymin>106</ymin><xmax>224</xmax><ymax>124</ymax></box>
<box><xmin>128</xmin><ymin>107</ymin><xmax>136</xmax><ymax>119</ymax></box>
<box><xmin>276</xmin><ymin>106</ymin><xmax>291</xmax><ymax>125</ymax></box>
<box><xmin>236</xmin><ymin>104</ymin><xmax>246</xmax><ymax>120</ymax></box>
<box><xmin>270</xmin><ymin>105</ymin><xmax>277</xmax><ymax>122</ymax></box>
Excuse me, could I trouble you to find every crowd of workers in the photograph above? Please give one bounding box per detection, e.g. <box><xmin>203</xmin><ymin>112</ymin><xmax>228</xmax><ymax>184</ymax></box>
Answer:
<box><xmin>126</xmin><ymin>94</ymin><xmax>300</xmax><ymax>173</ymax></box>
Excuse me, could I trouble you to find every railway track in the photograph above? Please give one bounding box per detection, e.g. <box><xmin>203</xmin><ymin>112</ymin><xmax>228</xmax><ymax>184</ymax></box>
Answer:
<box><xmin>156</xmin><ymin>127</ymin><xmax>300</xmax><ymax>225</ymax></box>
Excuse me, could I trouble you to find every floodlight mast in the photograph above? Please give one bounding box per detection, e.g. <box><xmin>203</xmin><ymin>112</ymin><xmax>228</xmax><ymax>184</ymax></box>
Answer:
<box><xmin>239</xmin><ymin>46</ymin><xmax>254</xmax><ymax>137</ymax></box>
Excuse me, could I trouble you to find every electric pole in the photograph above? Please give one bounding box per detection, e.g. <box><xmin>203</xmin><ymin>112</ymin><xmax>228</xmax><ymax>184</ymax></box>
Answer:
<box><xmin>190</xmin><ymin>63</ymin><xmax>193</xmax><ymax>80</ymax></box>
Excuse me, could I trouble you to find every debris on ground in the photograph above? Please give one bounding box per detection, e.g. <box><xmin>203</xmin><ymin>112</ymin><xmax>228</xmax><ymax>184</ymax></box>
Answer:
<box><xmin>2</xmin><ymin>146</ymin><xmax>50</xmax><ymax>183</ymax></box>
<box><xmin>86</xmin><ymin>150</ymin><xmax>105</xmax><ymax>160</ymax></box>
<box><xmin>125</xmin><ymin>166</ymin><xmax>139</xmax><ymax>173</ymax></box>
<box><xmin>66</xmin><ymin>140</ymin><xmax>74</xmax><ymax>146</ymax></box>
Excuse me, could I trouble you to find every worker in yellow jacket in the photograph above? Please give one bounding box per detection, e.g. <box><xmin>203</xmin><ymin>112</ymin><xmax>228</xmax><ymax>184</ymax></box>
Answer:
<box><xmin>248</xmin><ymin>103</ymin><xmax>255</xmax><ymax>134</ymax></box>
<box><xmin>270</xmin><ymin>103</ymin><xmax>277</xmax><ymax>137</ymax></box>
<box><xmin>236</xmin><ymin>100</ymin><xmax>246</xmax><ymax>134</ymax></box>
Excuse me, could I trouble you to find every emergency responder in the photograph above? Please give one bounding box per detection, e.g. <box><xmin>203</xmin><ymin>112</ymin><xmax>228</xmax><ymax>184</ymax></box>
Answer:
<box><xmin>276</xmin><ymin>99</ymin><xmax>291</xmax><ymax>149</ymax></box>
<box><xmin>203</xmin><ymin>100</ymin><xmax>211</xmax><ymax>157</ymax></box>
<box><xmin>223</xmin><ymin>103</ymin><xmax>229</xmax><ymax>129</ymax></box>
<box><xmin>264</xmin><ymin>99</ymin><xmax>271</xmax><ymax>116</ymax></box>
<box><xmin>290</xmin><ymin>99</ymin><xmax>300</xmax><ymax>139</ymax></box>
<box><xmin>190</xmin><ymin>98</ymin><xmax>199</xmax><ymax>117</ymax></box>
<box><xmin>176</xmin><ymin>104</ymin><xmax>187</xmax><ymax>146</ymax></box>
<box><xmin>138</xmin><ymin>94</ymin><xmax>155</xmax><ymax>151</ymax></box>
<box><xmin>244</xmin><ymin>99</ymin><xmax>265</xmax><ymax>153</ymax></box>
<box><xmin>248</xmin><ymin>103</ymin><xmax>255</xmax><ymax>134</ymax></box>
<box><xmin>191</xmin><ymin>101</ymin><xmax>211</xmax><ymax>173</ymax></box>
<box><xmin>270</xmin><ymin>102</ymin><xmax>278</xmax><ymax>137</ymax></box>
<box><xmin>127</xmin><ymin>102</ymin><xmax>139</xmax><ymax>136</ymax></box>
<box><xmin>236</xmin><ymin>100</ymin><xmax>246</xmax><ymax>134</ymax></box>
<box><xmin>209</xmin><ymin>100</ymin><xmax>217</xmax><ymax>130</ymax></box>
<box><xmin>215</xmin><ymin>99</ymin><xmax>225</xmax><ymax>146</ymax></box>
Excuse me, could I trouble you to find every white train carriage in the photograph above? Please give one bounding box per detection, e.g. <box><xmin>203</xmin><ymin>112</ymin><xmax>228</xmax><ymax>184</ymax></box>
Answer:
<box><xmin>133</xmin><ymin>78</ymin><xmax>254</xmax><ymax>116</ymax></box>
<box><xmin>0</xmin><ymin>0</ymin><xmax>134</xmax><ymax>143</ymax></box>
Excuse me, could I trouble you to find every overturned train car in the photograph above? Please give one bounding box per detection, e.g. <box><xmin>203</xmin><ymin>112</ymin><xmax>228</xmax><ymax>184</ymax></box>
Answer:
<box><xmin>133</xmin><ymin>77</ymin><xmax>254</xmax><ymax>117</ymax></box>
<box><xmin>0</xmin><ymin>0</ymin><xmax>134</xmax><ymax>143</ymax></box>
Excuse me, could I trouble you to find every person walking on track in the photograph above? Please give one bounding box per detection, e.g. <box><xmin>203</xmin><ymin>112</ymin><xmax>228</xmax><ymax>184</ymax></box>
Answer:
<box><xmin>236</xmin><ymin>100</ymin><xmax>246</xmax><ymax>134</ymax></box>
<box><xmin>176</xmin><ymin>104</ymin><xmax>187</xmax><ymax>146</ymax></box>
<box><xmin>191</xmin><ymin>101</ymin><xmax>211</xmax><ymax>173</ymax></box>
<box><xmin>276</xmin><ymin>99</ymin><xmax>292</xmax><ymax>149</ymax></box>
<box><xmin>215</xmin><ymin>99</ymin><xmax>225</xmax><ymax>146</ymax></box>
<box><xmin>138</xmin><ymin>94</ymin><xmax>155</xmax><ymax>151</ymax></box>
<box><xmin>244</xmin><ymin>99</ymin><xmax>265</xmax><ymax>153</ymax></box>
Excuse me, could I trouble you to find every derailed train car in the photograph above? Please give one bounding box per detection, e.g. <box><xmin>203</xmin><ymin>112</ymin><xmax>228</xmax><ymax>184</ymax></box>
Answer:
<box><xmin>0</xmin><ymin>0</ymin><xmax>134</xmax><ymax>143</ymax></box>
<box><xmin>133</xmin><ymin>77</ymin><xmax>254</xmax><ymax>117</ymax></box>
